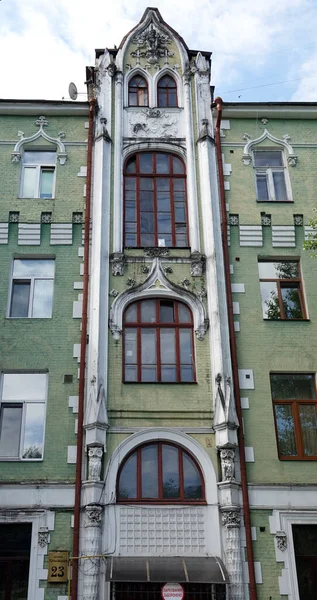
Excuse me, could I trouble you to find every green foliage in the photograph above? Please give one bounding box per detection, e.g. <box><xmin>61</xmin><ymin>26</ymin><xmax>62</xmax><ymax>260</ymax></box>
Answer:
<box><xmin>303</xmin><ymin>208</ymin><xmax>317</xmax><ymax>256</ymax></box>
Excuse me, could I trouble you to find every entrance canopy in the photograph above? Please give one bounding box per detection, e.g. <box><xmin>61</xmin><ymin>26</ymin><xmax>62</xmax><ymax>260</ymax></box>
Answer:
<box><xmin>105</xmin><ymin>557</ymin><xmax>229</xmax><ymax>584</ymax></box>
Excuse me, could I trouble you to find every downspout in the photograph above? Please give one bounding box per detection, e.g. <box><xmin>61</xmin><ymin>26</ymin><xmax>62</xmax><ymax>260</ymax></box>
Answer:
<box><xmin>71</xmin><ymin>91</ymin><xmax>97</xmax><ymax>600</ymax></box>
<box><xmin>214</xmin><ymin>97</ymin><xmax>258</xmax><ymax>600</ymax></box>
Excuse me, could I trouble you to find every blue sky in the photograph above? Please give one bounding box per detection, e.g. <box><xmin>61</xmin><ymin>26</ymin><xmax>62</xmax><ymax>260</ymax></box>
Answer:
<box><xmin>1</xmin><ymin>0</ymin><xmax>317</xmax><ymax>102</ymax></box>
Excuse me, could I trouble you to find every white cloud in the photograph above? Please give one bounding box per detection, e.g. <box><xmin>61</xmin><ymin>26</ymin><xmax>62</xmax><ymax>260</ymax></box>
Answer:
<box><xmin>0</xmin><ymin>0</ymin><xmax>316</xmax><ymax>101</ymax></box>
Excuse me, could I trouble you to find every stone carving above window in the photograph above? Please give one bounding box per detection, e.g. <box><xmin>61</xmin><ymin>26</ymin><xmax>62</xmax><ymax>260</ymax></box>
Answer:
<box><xmin>11</xmin><ymin>116</ymin><xmax>67</xmax><ymax>164</ymax></box>
<box><xmin>129</xmin><ymin>108</ymin><xmax>179</xmax><ymax>138</ymax></box>
<box><xmin>275</xmin><ymin>531</ymin><xmax>287</xmax><ymax>551</ymax></box>
<box><xmin>242</xmin><ymin>129</ymin><xmax>297</xmax><ymax>167</ymax></box>
<box><xmin>131</xmin><ymin>24</ymin><xmax>174</xmax><ymax>65</ymax></box>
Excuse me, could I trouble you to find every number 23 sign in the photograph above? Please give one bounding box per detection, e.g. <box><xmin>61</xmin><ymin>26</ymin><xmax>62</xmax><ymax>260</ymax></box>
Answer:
<box><xmin>48</xmin><ymin>551</ymin><xmax>69</xmax><ymax>582</ymax></box>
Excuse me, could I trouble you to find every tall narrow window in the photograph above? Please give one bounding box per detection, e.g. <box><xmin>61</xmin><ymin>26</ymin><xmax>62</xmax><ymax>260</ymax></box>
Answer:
<box><xmin>157</xmin><ymin>75</ymin><xmax>178</xmax><ymax>107</ymax></box>
<box><xmin>258</xmin><ymin>260</ymin><xmax>305</xmax><ymax>320</ymax></box>
<box><xmin>124</xmin><ymin>152</ymin><xmax>188</xmax><ymax>248</ymax></box>
<box><xmin>124</xmin><ymin>299</ymin><xmax>195</xmax><ymax>383</ymax></box>
<box><xmin>21</xmin><ymin>151</ymin><xmax>56</xmax><ymax>199</ymax></box>
<box><xmin>128</xmin><ymin>75</ymin><xmax>148</xmax><ymax>107</ymax></box>
<box><xmin>253</xmin><ymin>150</ymin><xmax>289</xmax><ymax>201</ymax></box>
<box><xmin>117</xmin><ymin>442</ymin><xmax>204</xmax><ymax>502</ymax></box>
<box><xmin>271</xmin><ymin>373</ymin><xmax>317</xmax><ymax>459</ymax></box>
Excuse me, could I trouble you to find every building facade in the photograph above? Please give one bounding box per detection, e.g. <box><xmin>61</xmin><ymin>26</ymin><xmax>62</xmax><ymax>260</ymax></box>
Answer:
<box><xmin>221</xmin><ymin>102</ymin><xmax>317</xmax><ymax>600</ymax></box>
<box><xmin>0</xmin><ymin>101</ymin><xmax>89</xmax><ymax>599</ymax></box>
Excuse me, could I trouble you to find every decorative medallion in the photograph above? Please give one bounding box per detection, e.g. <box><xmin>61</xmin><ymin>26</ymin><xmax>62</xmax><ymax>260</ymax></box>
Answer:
<box><xmin>131</xmin><ymin>24</ymin><xmax>174</xmax><ymax>65</ymax></box>
<box><xmin>38</xmin><ymin>528</ymin><xmax>50</xmax><ymax>548</ymax></box>
<box><xmin>221</xmin><ymin>510</ymin><xmax>241</xmax><ymax>528</ymax></box>
<box><xmin>261</xmin><ymin>214</ymin><xmax>271</xmax><ymax>226</ymax></box>
<box><xmin>294</xmin><ymin>214</ymin><xmax>303</xmax><ymax>226</ymax></box>
<box><xmin>229</xmin><ymin>215</ymin><xmax>239</xmax><ymax>226</ymax></box>
<box><xmin>9</xmin><ymin>211</ymin><xmax>20</xmax><ymax>223</ymax></box>
<box><xmin>84</xmin><ymin>504</ymin><xmax>103</xmax><ymax>527</ymax></box>
<box><xmin>275</xmin><ymin>531</ymin><xmax>287</xmax><ymax>551</ymax></box>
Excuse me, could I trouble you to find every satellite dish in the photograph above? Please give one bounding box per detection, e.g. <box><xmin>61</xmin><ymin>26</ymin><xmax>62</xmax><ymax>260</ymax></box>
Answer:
<box><xmin>69</xmin><ymin>82</ymin><xmax>78</xmax><ymax>101</ymax></box>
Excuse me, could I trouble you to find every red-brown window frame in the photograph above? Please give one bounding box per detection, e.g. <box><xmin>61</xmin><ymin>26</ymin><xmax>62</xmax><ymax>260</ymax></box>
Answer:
<box><xmin>128</xmin><ymin>75</ymin><xmax>149</xmax><ymax>107</ymax></box>
<box><xmin>259</xmin><ymin>260</ymin><xmax>306</xmax><ymax>320</ymax></box>
<box><xmin>157</xmin><ymin>74</ymin><xmax>178</xmax><ymax>107</ymax></box>
<box><xmin>117</xmin><ymin>441</ymin><xmax>206</xmax><ymax>503</ymax></box>
<box><xmin>124</xmin><ymin>152</ymin><xmax>189</xmax><ymax>248</ymax></box>
<box><xmin>272</xmin><ymin>373</ymin><xmax>317</xmax><ymax>460</ymax></box>
<box><xmin>123</xmin><ymin>298</ymin><xmax>196</xmax><ymax>383</ymax></box>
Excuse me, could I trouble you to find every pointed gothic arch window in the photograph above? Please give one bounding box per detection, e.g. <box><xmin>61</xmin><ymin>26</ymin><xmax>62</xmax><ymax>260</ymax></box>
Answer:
<box><xmin>117</xmin><ymin>441</ymin><xmax>204</xmax><ymax>502</ymax></box>
<box><xmin>123</xmin><ymin>298</ymin><xmax>195</xmax><ymax>383</ymax></box>
<box><xmin>157</xmin><ymin>74</ymin><xmax>178</xmax><ymax>107</ymax></box>
<box><xmin>124</xmin><ymin>151</ymin><xmax>188</xmax><ymax>248</ymax></box>
<box><xmin>128</xmin><ymin>75</ymin><xmax>149</xmax><ymax>107</ymax></box>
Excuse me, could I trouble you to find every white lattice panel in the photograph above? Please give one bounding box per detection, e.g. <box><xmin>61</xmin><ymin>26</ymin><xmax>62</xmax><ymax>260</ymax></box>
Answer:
<box><xmin>119</xmin><ymin>506</ymin><xmax>206</xmax><ymax>555</ymax></box>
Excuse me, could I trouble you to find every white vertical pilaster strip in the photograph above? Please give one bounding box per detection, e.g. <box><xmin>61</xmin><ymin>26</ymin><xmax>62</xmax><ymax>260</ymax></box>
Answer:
<box><xmin>113</xmin><ymin>71</ymin><xmax>124</xmax><ymax>253</ymax></box>
<box><xmin>183</xmin><ymin>73</ymin><xmax>200</xmax><ymax>252</ymax></box>
<box><xmin>197</xmin><ymin>135</ymin><xmax>232</xmax><ymax>390</ymax></box>
<box><xmin>0</xmin><ymin>223</ymin><xmax>9</xmax><ymax>244</ymax></box>
<box><xmin>86</xmin><ymin>67</ymin><xmax>112</xmax><ymax>425</ymax></box>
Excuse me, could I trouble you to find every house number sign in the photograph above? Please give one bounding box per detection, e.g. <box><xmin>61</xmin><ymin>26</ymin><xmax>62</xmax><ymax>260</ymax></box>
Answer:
<box><xmin>162</xmin><ymin>583</ymin><xmax>184</xmax><ymax>600</ymax></box>
<box><xmin>48</xmin><ymin>551</ymin><xmax>69</xmax><ymax>582</ymax></box>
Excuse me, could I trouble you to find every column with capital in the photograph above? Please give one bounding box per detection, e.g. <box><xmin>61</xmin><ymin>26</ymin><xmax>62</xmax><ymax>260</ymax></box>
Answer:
<box><xmin>221</xmin><ymin>509</ymin><xmax>244</xmax><ymax>600</ymax></box>
<box><xmin>82</xmin><ymin>505</ymin><xmax>103</xmax><ymax>600</ymax></box>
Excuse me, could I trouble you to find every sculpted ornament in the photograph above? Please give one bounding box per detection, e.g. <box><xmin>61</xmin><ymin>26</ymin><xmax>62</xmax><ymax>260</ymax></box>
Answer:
<box><xmin>220</xmin><ymin>448</ymin><xmax>235</xmax><ymax>481</ymax></box>
<box><xmin>88</xmin><ymin>447</ymin><xmax>103</xmax><ymax>481</ymax></box>
<box><xmin>131</xmin><ymin>24</ymin><xmax>174</xmax><ymax>65</ymax></box>
<box><xmin>84</xmin><ymin>504</ymin><xmax>103</xmax><ymax>527</ymax></box>
<box><xmin>38</xmin><ymin>528</ymin><xmax>49</xmax><ymax>548</ymax></box>
<box><xmin>221</xmin><ymin>510</ymin><xmax>241</xmax><ymax>528</ymax></box>
<box><xmin>275</xmin><ymin>531</ymin><xmax>287</xmax><ymax>551</ymax></box>
<box><xmin>195</xmin><ymin>318</ymin><xmax>209</xmax><ymax>341</ymax></box>
<box><xmin>111</xmin><ymin>253</ymin><xmax>125</xmax><ymax>276</ymax></box>
<box><xmin>190</xmin><ymin>252</ymin><xmax>206</xmax><ymax>277</ymax></box>
<box><xmin>144</xmin><ymin>247</ymin><xmax>169</xmax><ymax>257</ymax></box>
<box><xmin>129</xmin><ymin>109</ymin><xmax>178</xmax><ymax>138</ymax></box>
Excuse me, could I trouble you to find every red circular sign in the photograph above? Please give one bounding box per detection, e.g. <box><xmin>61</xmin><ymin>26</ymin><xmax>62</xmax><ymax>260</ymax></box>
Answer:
<box><xmin>162</xmin><ymin>583</ymin><xmax>184</xmax><ymax>600</ymax></box>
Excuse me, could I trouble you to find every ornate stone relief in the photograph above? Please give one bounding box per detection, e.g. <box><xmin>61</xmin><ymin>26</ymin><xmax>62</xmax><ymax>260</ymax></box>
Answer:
<box><xmin>126</xmin><ymin>278</ymin><xmax>136</xmax><ymax>288</ymax></box>
<box><xmin>109</xmin><ymin>289</ymin><xmax>119</xmax><ymax>297</ymax></box>
<box><xmin>195</xmin><ymin>318</ymin><xmax>209</xmax><ymax>341</ymax></box>
<box><xmin>164</xmin><ymin>266</ymin><xmax>173</xmax><ymax>274</ymax></box>
<box><xmin>294</xmin><ymin>214</ymin><xmax>303</xmax><ymax>226</ymax></box>
<box><xmin>38</xmin><ymin>528</ymin><xmax>49</xmax><ymax>548</ymax></box>
<box><xmin>111</xmin><ymin>253</ymin><xmax>125</xmax><ymax>276</ymax></box>
<box><xmin>84</xmin><ymin>504</ymin><xmax>103</xmax><ymax>527</ymax></box>
<box><xmin>9</xmin><ymin>211</ymin><xmax>20</xmax><ymax>223</ymax></box>
<box><xmin>190</xmin><ymin>252</ymin><xmax>206</xmax><ymax>276</ymax></box>
<box><xmin>242</xmin><ymin>129</ymin><xmax>297</xmax><ymax>167</ymax></box>
<box><xmin>88</xmin><ymin>447</ymin><xmax>103</xmax><ymax>482</ymax></box>
<box><xmin>11</xmin><ymin>116</ymin><xmax>67</xmax><ymax>164</ymax></box>
<box><xmin>141</xmin><ymin>265</ymin><xmax>150</xmax><ymax>274</ymax></box>
<box><xmin>180</xmin><ymin>278</ymin><xmax>191</xmax><ymax>290</ymax></box>
<box><xmin>261</xmin><ymin>214</ymin><xmax>271</xmax><ymax>226</ymax></box>
<box><xmin>275</xmin><ymin>531</ymin><xmax>287</xmax><ymax>551</ymax></box>
<box><xmin>220</xmin><ymin>449</ymin><xmax>235</xmax><ymax>481</ymax></box>
<box><xmin>221</xmin><ymin>509</ymin><xmax>241</xmax><ymax>528</ymax></box>
<box><xmin>131</xmin><ymin>24</ymin><xmax>174</xmax><ymax>65</ymax></box>
<box><xmin>129</xmin><ymin>108</ymin><xmax>178</xmax><ymax>138</ymax></box>
<box><xmin>144</xmin><ymin>247</ymin><xmax>169</xmax><ymax>257</ymax></box>
<box><xmin>229</xmin><ymin>214</ymin><xmax>239</xmax><ymax>226</ymax></box>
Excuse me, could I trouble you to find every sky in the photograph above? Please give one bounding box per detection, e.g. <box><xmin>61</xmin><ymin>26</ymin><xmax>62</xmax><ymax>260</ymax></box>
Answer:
<box><xmin>1</xmin><ymin>0</ymin><xmax>317</xmax><ymax>103</ymax></box>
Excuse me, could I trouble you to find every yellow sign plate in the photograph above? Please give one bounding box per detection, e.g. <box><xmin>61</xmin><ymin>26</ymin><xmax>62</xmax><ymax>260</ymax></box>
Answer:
<box><xmin>48</xmin><ymin>551</ymin><xmax>69</xmax><ymax>583</ymax></box>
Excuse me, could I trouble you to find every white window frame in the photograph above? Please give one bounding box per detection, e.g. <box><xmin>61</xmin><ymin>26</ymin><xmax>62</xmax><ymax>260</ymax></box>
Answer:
<box><xmin>20</xmin><ymin>151</ymin><xmax>56</xmax><ymax>199</ymax></box>
<box><xmin>8</xmin><ymin>258</ymin><xmax>55</xmax><ymax>319</ymax></box>
<box><xmin>0</xmin><ymin>372</ymin><xmax>48</xmax><ymax>461</ymax></box>
<box><xmin>253</xmin><ymin>149</ymin><xmax>292</xmax><ymax>202</ymax></box>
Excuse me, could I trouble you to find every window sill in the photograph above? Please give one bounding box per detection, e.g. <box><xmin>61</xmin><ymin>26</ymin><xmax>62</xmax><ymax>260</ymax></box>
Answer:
<box><xmin>263</xmin><ymin>319</ymin><xmax>310</xmax><ymax>322</ymax></box>
<box><xmin>256</xmin><ymin>199</ymin><xmax>293</xmax><ymax>203</ymax></box>
<box><xmin>0</xmin><ymin>457</ymin><xmax>43</xmax><ymax>462</ymax></box>
<box><xmin>17</xmin><ymin>197</ymin><xmax>55</xmax><ymax>200</ymax></box>
<box><xmin>278</xmin><ymin>456</ymin><xmax>317</xmax><ymax>461</ymax></box>
<box><xmin>6</xmin><ymin>317</ymin><xmax>52</xmax><ymax>320</ymax></box>
<box><xmin>123</xmin><ymin>381</ymin><xmax>198</xmax><ymax>384</ymax></box>
<box><xmin>118</xmin><ymin>499</ymin><xmax>207</xmax><ymax>504</ymax></box>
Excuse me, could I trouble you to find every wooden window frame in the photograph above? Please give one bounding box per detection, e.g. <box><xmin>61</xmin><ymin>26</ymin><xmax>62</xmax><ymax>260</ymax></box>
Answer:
<box><xmin>128</xmin><ymin>75</ymin><xmax>149</xmax><ymax>107</ymax></box>
<box><xmin>157</xmin><ymin>75</ymin><xmax>178</xmax><ymax>108</ymax></box>
<box><xmin>124</xmin><ymin>152</ymin><xmax>188</xmax><ymax>248</ymax></box>
<box><xmin>258</xmin><ymin>260</ymin><xmax>306</xmax><ymax>320</ymax></box>
<box><xmin>271</xmin><ymin>373</ymin><xmax>317</xmax><ymax>460</ymax></box>
<box><xmin>117</xmin><ymin>441</ymin><xmax>206</xmax><ymax>503</ymax></box>
<box><xmin>123</xmin><ymin>299</ymin><xmax>196</xmax><ymax>383</ymax></box>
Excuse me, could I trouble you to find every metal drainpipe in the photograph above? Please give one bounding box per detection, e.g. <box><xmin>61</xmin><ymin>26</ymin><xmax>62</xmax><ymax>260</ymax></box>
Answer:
<box><xmin>214</xmin><ymin>96</ymin><xmax>258</xmax><ymax>600</ymax></box>
<box><xmin>71</xmin><ymin>95</ymin><xmax>97</xmax><ymax>600</ymax></box>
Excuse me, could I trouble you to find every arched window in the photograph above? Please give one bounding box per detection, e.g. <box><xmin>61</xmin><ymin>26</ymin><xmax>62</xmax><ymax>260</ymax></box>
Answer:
<box><xmin>157</xmin><ymin>75</ymin><xmax>178</xmax><ymax>107</ymax></box>
<box><xmin>124</xmin><ymin>152</ymin><xmax>188</xmax><ymax>248</ymax></box>
<box><xmin>128</xmin><ymin>75</ymin><xmax>148</xmax><ymax>107</ymax></box>
<box><xmin>117</xmin><ymin>442</ymin><xmax>204</xmax><ymax>502</ymax></box>
<box><xmin>124</xmin><ymin>298</ymin><xmax>195</xmax><ymax>383</ymax></box>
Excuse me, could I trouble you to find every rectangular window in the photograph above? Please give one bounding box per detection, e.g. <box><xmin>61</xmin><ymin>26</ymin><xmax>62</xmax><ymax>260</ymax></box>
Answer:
<box><xmin>0</xmin><ymin>373</ymin><xmax>47</xmax><ymax>460</ymax></box>
<box><xmin>258</xmin><ymin>260</ymin><xmax>305</xmax><ymax>320</ymax></box>
<box><xmin>253</xmin><ymin>150</ymin><xmax>289</xmax><ymax>201</ymax></box>
<box><xmin>21</xmin><ymin>151</ymin><xmax>56</xmax><ymax>199</ymax></box>
<box><xmin>271</xmin><ymin>373</ymin><xmax>317</xmax><ymax>459</ymax></box>
<box><xmin>9</xmin><ymin>259</ymin><xmax>55</xmax><ymax>318</ymax></box>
